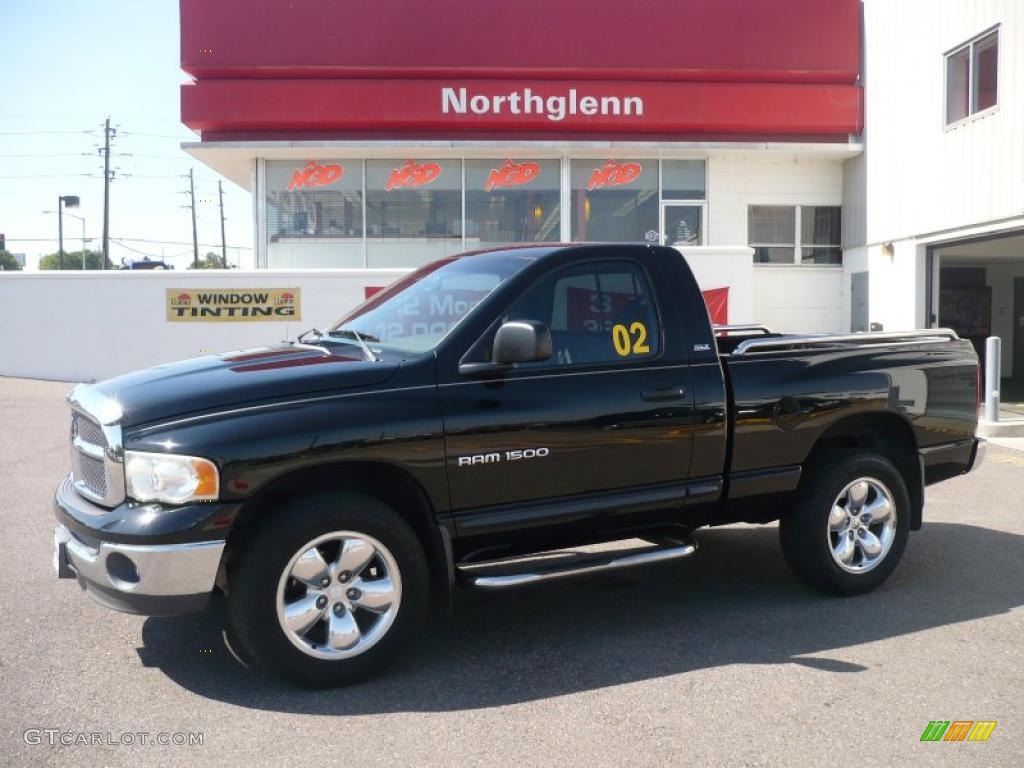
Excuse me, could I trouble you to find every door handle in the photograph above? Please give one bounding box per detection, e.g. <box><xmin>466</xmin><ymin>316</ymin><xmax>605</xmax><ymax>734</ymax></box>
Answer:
<box><xmin>641</xmin><ymin>385</ymin><xmax>687</xmax><ymax>402</ymax></box>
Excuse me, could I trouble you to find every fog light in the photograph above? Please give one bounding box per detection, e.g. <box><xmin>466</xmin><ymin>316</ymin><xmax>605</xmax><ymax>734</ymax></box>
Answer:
<box><xmin>106</xmin><ymin>552</ymin><xmax>140</xmax><ymax>589</ymax></box>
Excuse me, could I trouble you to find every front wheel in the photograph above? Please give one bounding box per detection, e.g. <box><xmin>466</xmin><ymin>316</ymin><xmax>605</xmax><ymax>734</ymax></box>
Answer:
<box><xmin>780</xmin><ymin>451</ymin><xmax>911</xmax><ymax>595</ymax></box>
<box><xmin>227</xmin><ymin>493</ymin><xmax>429</xmax><ymax>687</ymax></box>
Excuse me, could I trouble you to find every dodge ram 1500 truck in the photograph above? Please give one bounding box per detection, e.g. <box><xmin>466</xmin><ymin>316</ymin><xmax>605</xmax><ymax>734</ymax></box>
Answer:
<box><xmin>54</xmin><ymin>243</ymin><xmax>984</xmax><ymax>687</ymax></box>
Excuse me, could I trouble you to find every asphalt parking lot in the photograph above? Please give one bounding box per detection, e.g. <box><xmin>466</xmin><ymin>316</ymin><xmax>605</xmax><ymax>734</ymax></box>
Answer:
<box><xmin>2</xmin><ymin>376</ymin><xmax>1022</xmax><ymax>767</ymax></box>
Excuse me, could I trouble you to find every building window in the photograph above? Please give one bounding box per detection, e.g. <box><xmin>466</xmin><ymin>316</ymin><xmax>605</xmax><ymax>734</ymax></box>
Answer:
<box><xmin>749</xmin><ymin>205</ymin><xmax>796</xmax><ymax>264</ymax></box>
<box><xmin>571</xmin><ymin>159</ymin><xmax>658</xmax><ymax>242</ymax></box>
<box><xmin>661</xmin><ymin>159</ymin><xmax>707</xmax><ymax>247</ymax></box>
<box><xmin>945</xmin><ymin>28</ymin><xmax>998</xmax><ymax>125</ymax></box>
<box><xmin>265</xmin><ymin>159</ymin><xmax>364</xmax><ymax>268</ymax></box>
<box><xmin>365</xmin><ymin>159</ymin><xmax>463</xmax><ymax>268</ymax></box>
<box><xmin>465</xmin><ymin>159</ymin><xmax>561</xmax><ymax>249</ymax></box>
<box><xmin>800</xmin><ymin>206</ymin><xmax>842</xmax><ymax>264</ymax></box>
<box><xmin>748</xmin><ymin>205</ymin><xmax>841</xmax><ymax>265</ymax></box>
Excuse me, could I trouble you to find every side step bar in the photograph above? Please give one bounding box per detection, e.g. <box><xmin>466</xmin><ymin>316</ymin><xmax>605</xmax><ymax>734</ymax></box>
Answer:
<box><xmin>457</xmin><ymin>537</ymin><xmax>698</xmax><ymax>589</ymax></box>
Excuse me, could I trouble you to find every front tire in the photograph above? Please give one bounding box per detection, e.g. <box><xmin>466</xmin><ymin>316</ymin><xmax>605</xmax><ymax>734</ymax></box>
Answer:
<box><xmin>780</xmin><ymin>451</ymin><xmax>910</xmax><ymax>595</ymax></box>
<box><xmin>227</xmin><ymin>492</ymin><xmax>429</xmax><ymax>687</ymax></box>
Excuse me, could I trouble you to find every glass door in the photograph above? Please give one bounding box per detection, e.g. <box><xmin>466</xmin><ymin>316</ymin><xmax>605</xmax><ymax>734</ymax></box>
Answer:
<box><xmin>661</xmin><ymin>203</ymin><xmax>704</xmax><ymax>247</ymax></box>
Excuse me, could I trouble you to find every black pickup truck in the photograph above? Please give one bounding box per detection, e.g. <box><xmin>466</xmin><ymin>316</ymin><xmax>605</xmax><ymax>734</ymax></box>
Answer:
<box><xmin>54</xmin><ymin>244</ymin><xmax>984</xmax><ymax>686</ymax></box>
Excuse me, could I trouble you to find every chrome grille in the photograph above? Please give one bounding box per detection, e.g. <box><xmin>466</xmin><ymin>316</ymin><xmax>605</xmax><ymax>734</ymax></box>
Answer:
<box><xmin>74</xmin><ymin>453</ymin><xmax>107</xmax><ymax>496</ymax></box>
<box><xmin>67</xmin><ymin>384</ymin><xmax>125</xmax><ymax>509</ymax></box>
<box><xmin>72</xmin><ymin>411</ymin><xmax>108</xmax><ymax>449</ymax></box>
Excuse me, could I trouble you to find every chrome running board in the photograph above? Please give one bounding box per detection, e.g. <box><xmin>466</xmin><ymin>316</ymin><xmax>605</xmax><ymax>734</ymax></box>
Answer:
<box><xmin>457</xmin><ymin>537</ymin><xmax>698</xmax><ymax>589</ymax></box>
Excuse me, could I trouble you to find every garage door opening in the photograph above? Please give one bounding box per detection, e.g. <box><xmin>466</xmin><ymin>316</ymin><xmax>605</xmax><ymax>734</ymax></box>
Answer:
<box><xmin>934</xmin><ymin>230</ymin><xmax>1024</xmax><ymax>411</ymax></box>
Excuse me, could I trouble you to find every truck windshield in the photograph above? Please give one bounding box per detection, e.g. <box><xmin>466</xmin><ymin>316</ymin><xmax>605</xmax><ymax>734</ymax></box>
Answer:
<box><xmin>329</xmin><ymin>252</ymin><xmax>536</xmax><ymax>354</ymax></box>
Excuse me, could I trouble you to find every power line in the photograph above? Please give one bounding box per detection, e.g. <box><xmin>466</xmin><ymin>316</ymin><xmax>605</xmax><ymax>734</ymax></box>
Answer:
<box><xmin>0</xmin><ymin>173</ymin><xmax>95</xmax><ymax>179</ymax></box>
<box><xmin>110</xmin><ymin>236</ymin><xmax>252</xmax><ymax>249</ymax></box>
<box><xmin>0</xmin><ymin>153</ymin><xmax>97</xmax><ymax>158</ymax></box>
<box><xmin>119</xmin><ymin>131</ymin><xmax>195</xmax><ymax>140</ymax></box>
<box><xmin>0</xmin><ymin>130</ymin><xmax>97</xmax><ymax>136</ymax></box>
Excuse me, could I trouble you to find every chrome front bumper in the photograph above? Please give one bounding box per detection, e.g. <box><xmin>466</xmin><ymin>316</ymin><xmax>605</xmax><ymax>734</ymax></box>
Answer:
<box><xmin>54</xmin><ymin>479</ymin><xmax>228</xmax><ymax>618</ymax></box>
<box><xmin>55</xmin><ymin>523</ymin><xmax>225</xmax><ymax>615</ymax></box>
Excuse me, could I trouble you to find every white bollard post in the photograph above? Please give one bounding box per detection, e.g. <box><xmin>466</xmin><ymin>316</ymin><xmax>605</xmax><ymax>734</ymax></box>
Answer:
<box><xmin>985</xmin><ymin>336</ymin><xmax>1001</xmax><ymax>423</ymax></box>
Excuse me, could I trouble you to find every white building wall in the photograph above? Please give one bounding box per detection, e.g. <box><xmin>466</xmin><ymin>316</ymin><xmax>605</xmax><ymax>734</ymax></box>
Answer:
<box><xmin>862</xmin><ymin>0</ymin><xmax>1024</xmax><ymax>243</ymax></box>
<box><xmin>752</xmin><ymin>266</ymin><xmax>845</xmax><ymax>334</ymax></box>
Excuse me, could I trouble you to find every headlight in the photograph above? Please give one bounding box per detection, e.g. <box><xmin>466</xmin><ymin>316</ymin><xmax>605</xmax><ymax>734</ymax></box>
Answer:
<box><xmin>124</xmin><ymin>451</ymin><xmax>219</xmax><ymax>504</ymax></box>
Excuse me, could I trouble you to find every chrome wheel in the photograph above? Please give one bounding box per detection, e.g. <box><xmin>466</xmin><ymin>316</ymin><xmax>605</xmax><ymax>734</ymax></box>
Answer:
<box><xmin>826</xmin><ymin>477</ymin><xmax>897</xmax><ymax>574</ymax></box>
<box><xmin>275</xmin><ymin>531</ymin><xmax>402</xmax><ymax>660</ymax></box>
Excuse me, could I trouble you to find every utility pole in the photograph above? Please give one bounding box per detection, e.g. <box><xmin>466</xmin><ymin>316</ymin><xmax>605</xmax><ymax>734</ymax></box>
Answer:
<box><xmin>57</xmin><ymin>197</ymin><xmax>64</xmax><ymax>270</ymax></box>
<box><xmin>218</xmin><ymin>180</ymin><xmax>228</xmax><ymax>268</ymax></box>
<box><xmin>188</xmin><ymin>168</ymin><xmax>199</xmax><ymax>268</ymax></box>
<box><xmin>100</xmin><ymin>117</ymin><xmax>115</xmax><ymax>270</ymax></box>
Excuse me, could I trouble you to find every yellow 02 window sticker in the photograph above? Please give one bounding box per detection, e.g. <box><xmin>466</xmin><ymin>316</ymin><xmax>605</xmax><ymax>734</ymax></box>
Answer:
<box><xmin>612</xmin><ymin>322</ymin><xmax>651</xmax><ymax>357</ymax></box>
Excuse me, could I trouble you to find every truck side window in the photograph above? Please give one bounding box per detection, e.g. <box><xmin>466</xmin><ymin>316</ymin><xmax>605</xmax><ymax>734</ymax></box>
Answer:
<box><xmin>508</xmin><ymin>260</ymin><xmax>661</xmax><ymax>366</ymax></box>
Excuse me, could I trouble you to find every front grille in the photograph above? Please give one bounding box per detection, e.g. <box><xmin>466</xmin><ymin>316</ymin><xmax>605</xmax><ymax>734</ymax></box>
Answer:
<box><xmin>72</xmin><ymin>411</ymin><xmax>108</xmax><ymax>449</ymax></box>
<box><xmin>68</xmin><ymin>392</ymin><xmax>124</xmax><ymax>508</ymax></box>
<box><xmin>75</xmin><ymin>453</ymin><xmax>108</xmax><ymax>497</ymax></box>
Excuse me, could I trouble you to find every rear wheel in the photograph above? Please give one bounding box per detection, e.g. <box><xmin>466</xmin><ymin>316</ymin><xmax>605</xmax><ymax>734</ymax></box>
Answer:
<box><xmin>780</xmin><ymin>451</ymin><xmax>910</xmax><ymax>595</ymax></box>
<box><xmin>227</xmin><ymin>493</ymin><xmax>429</xmax><ymax>687</ymax></box>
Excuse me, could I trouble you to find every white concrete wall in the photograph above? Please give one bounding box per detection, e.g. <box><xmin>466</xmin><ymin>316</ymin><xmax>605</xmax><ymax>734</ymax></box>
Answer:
<box><xmin>859</xmin><ymin>0</ymin><xmax>1024</xmax><ymax>243</ymax></box>
<box><xmin>677</xmin><ymin>246</ymin><xmax>755</xmax><ymax>325</ymax></box>
<box><xmin>0</xmin><ymin>270</ymin><xmax>408</xmax><ymax>382</ymax></box>
<box><xmin>751</xmin><ymin>266</ymin><xmax>845</xmax><ymax>334</ymax></box>
<box><xmin>861</xmin><ymin>239</ymin><xmax>930</xmax><ymax>332</ymax></box>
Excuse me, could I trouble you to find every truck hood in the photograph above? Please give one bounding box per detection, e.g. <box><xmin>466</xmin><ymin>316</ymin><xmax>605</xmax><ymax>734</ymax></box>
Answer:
<box><xmin>89</xmin><ymin>344</ymin><xmax>401</xmax><ymax>427</ymax></box>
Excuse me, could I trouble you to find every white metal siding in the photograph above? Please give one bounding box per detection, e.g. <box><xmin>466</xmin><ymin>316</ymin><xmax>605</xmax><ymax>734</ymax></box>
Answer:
<box><xmin>861</xmin><ymin>0</ymin><xmax>1024</xmax><ymax>243</ymax></box>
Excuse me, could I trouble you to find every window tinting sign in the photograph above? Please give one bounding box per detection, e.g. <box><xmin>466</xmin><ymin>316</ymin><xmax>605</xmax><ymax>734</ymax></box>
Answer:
<box><xmin>287</xmin><ymin>161</ymin><xmax>344</xmax><ymax>191</ymax></box>
<box><xmin>586</xmin><ymin>160</ymin><xmax>642</xmax><ymax>191</ymax></box>
<box><xmin>484</xmin><ymin>160</ymin><xmax>541</xmax><ymax>191</ymax></box>
<box><xmin>167</xmin><ymin>288</ymin><xmax>301</xmax><ymax>322</ymax></box>
<box><xmin>385</xmin><ymin>161</ymin><xmax>443</xmax><ymax>191</ymax></box>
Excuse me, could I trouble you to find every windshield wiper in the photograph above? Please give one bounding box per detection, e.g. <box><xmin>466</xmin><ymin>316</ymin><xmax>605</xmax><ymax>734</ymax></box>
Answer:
<box><xmin>326</xmin><ymin>328</ymin><xmax>379</xmax><ymax>362</ymax></box>
<box><xmin>327</xmin><ymin>329</ymin><xmax>380</xmax><ymax>343</ymax></box>
<box><xmin>297</xmin><ymin>327</ymin><xmax>323</xmax><ymax>344</ymax></box>
<box><xmin>349</xmin><ymin>330</ymin><xmax>379</xmax><ymax>362</ymax></box>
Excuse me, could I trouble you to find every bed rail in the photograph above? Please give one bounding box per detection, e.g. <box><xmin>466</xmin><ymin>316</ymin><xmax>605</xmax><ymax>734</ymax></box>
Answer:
<box><xmin>730</xmin><ymin>328</ymin><xmax>961</xmax><ymax>356</ymax></box>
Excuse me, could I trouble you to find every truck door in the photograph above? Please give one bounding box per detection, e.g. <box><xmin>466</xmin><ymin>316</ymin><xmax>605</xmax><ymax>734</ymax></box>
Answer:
<box><xmin>438</xmin><ymin>252</ymin><xmax>694</xmax><ymax>554</ymax></box>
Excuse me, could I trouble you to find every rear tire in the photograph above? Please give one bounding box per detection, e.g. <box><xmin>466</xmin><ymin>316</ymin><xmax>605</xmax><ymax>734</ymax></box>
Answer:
<box><xmin>227</xmin><ymin>492</ymin><xmax>429</xmax><ymax>687</ymax></box>
<box><xmin>780</xmin><ymin>451</ymin><xmax>910</xmax><ymax>595</ymax></box>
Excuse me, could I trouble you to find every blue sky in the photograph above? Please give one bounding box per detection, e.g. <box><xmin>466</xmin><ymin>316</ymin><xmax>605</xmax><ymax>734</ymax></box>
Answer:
<box><xmin>0</xmin><ymin>0</ymin><xmax>254</xmax><ymax>269</ymax></box>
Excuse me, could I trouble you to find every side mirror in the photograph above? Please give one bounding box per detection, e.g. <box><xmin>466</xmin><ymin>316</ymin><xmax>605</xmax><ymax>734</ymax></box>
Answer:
<box><xmin>493</xmin><ymin>320</ymin><xmax>552</xmax><ymax>364</ymax></box>
<box><xmin>458</xmin><ymin>320</ymin><xmax>552</xmax><ymax>377</ymax></box>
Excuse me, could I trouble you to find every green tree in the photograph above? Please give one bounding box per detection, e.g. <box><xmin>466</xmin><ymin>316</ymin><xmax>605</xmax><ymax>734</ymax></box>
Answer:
<box><xmin>39</xmin><ymin>249</ymin><xmax>113</xmax><ymax>270</ymax></box>
<box><xmin>188</xmin><ymin>251</ymin><xmax>229</xmax><ymax>269</ymax></box>
<box><xmin>0</xmin><ymin>250</ymin><xmax>22</xmax><ymax>271</ymax></box>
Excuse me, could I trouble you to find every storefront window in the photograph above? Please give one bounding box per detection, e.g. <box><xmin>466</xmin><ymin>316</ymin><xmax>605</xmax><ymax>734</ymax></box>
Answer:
<box><xmin>661</xmin><ymin>159</ymin><xmax>706</xmax><ymax>200</ymax></box>
<box><xmin>365</xmin><ymin>159</ymin><xmax>462</xmax><ymax>268</ymax></box>
<box><xmin>266</xmin><ymin>159</ymin><xmax>364</xmax><ymax>268</ymax></box>
<box><xmin>571</xmin><ymin>159</ymin><xmax>657</xmax><ymax>243</ymax></box>
<box><xmin>465</xmin><ymin>159</ymin><xmax>561</xmax><ymax>249</ymax></box>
